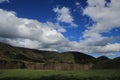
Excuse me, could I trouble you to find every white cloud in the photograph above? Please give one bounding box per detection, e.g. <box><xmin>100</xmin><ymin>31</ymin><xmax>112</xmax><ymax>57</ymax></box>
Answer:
<box><xmin>106</xmin><ymin>43</ymin><xmax>120</xmax><ymax>52</ymax></box>
<box><xmin>75</xmin><ymin>2</ymin><xmax>80</xmax><ymax>6</ymax></box>
<box><xmin>87</xmin><ymin>0</ymin><xmax>106</xmax><ymax>7</ymax></box>
<box><xmin>94</xmin><ymin>43</ymin><xmax>120</xmax><ymax>53</ymax></box>
<box><xmin>80</xmin><ymin>0</ymin><xmax>120</xmax><ymax>54</ymax></box>
<box><xmin>0</xmin><ymin>37</ymin><xmax>40</xmax><ymax>49</ymax></box>
<box><xmin>104</xmin><ymin>53</ymin><xmax>117</xmax><ymax>56</ymax></box>
<box><xmin>0</xmin><ymin>0</ymin><xmax>120</xmax><ymax>56</ymax></box>
<box><xmin>53</xmin><ymin>6</ymin><xmax>78</xmax><ymax>27</ymax></box>
<box><xmin>0</xmin><ymin>0</ymin><xmax>9</xmax><ymax>3</ymax></box>
<box><xmin>0</xmin><ymin>9</ymin><xmax>68</xmax><ymax>51</ymax></box>
<box><xmin>83</xmin><ymin>0</ymin><xmax>120</xmax><ymax>39</ymax></box>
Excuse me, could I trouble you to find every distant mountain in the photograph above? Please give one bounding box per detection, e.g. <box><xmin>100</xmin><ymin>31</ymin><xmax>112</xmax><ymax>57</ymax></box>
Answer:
<box><xmin>113</xmin><ymin>57</ymin><xmax>120</xmax><ymax>61</ymax></box>
<box><xmin>0</xmin><ymin>42</ymin><xmax>120</xmax><ymax>70</ymax></box>
<box><xmin>62</xmin><ymin>52</ymin><xmax>95</xmax><ymax>64</ymax></box>
<box><xmin>0</xmin><ymin>42</ymin><xmax>95</xmax><ymax>70</ymax></box>
<box><xmin>97</xmin><ymin>56</ymin><xmax>110</xmax><ymax>60</ymax></box>
<box><xmin>0</xmin><ymin>42</ymin><xmax>95</xmax><ymax>63</ymax></box>
<box><xmin>94</xmin><ymin>56</ymin><xmax>120</xmax><ymax>69</ymax></box>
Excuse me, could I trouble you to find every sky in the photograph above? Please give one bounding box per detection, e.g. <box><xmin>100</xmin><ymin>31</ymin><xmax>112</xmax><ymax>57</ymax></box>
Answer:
<box><xmin>0</xmin><ymin>0</ymin><xmax>120</xmax><ymax>58</ymax></box>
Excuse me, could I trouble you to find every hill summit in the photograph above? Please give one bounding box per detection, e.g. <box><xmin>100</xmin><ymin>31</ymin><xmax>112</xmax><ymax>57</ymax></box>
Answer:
<box><xmin>0</xmin><ymin>42</ymin><xmax>120</xmax><ymax>70</ymax></box>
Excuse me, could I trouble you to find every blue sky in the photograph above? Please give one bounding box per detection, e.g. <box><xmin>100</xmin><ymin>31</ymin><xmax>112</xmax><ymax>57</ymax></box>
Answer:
<box><xmin>0</xmin><ymin>0</ymin><xmax>89</xmax><ymax>41</ymax></box>
<box><xmin>0</xmin><ymin>0</ymin><xmax>120</xmax><ymax>58</ymax></box>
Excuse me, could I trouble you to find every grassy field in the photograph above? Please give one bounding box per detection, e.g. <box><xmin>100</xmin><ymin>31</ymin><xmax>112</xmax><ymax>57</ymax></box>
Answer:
<box><xmin>0</xmin><ymin>69</ymin><xmax>120</xmax><ymax>80</ymax></box>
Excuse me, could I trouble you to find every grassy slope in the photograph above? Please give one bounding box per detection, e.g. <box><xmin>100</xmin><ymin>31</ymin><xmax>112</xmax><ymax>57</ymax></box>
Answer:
<box><xmin>0</xmin><ymin>69</ymin><xmax>120</xmax><ymax>80</ymax></box>
<box><xmin>0</xmin><ymin>42</ymin><xmax>95</xmax><ymax>64</ymax></box>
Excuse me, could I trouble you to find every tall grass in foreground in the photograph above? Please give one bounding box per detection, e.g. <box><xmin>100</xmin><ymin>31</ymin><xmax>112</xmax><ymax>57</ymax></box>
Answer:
<box><xmin>0</xmin><ymin>69</ymin><xmax>120</xmax><ymax>80</ymax></box>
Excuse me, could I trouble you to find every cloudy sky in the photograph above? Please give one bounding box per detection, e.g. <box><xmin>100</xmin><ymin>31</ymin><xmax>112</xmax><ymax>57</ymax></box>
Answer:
<box><xmin>0</xmin><ymin>0</ymin><xmax>120</xmax><ymax>58</ymax></box>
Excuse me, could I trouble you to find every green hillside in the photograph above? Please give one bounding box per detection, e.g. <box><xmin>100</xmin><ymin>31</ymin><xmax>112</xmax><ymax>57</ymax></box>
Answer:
<box><xmin>0</xmin><ymin>42</ymin><xmax>120</xmax><ymax>70</ymax></box>
<box><xmin>0</xmin><ymin>42</ymin><xmax>95</xmax><ymax>63</ymax></box>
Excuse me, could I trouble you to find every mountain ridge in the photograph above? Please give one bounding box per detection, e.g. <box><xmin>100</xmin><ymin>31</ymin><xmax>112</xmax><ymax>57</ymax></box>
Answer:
<box><xmin>0</xmin><ymin>42</ymin><xmax>120</xmax><ymax>70</ymax></box>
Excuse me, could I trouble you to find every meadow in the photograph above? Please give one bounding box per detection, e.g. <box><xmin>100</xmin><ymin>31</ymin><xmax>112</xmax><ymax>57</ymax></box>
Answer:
<box><xmin>0</xmin><ymin>69</ymin><xmax>120</xmax><ymax>80</ymax></box>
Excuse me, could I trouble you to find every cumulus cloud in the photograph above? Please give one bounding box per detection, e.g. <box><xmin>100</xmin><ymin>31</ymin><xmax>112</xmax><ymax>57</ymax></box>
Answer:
<box><xmin>0</xmin><ymin>0</ymin><xmax>120</xmax><ymax>56</ymax></box>
<box><xmin>53</xmin><ymin>6</ymin><xmax>78</xmax><ymax>27</ymax></box>
<box><xmin>0</xmin><ymin>0</ymin><xmax>9</xmax><ymax>3</ymax></box>
<box><xmin>75</xmin><ymin>2</ymin><xmax>80</xmax><ymax>6</ymax></box>
<box><xmin>83</xmin><ymin>0</ymin><xmax>120</xmax><ymax>39</ymax></box>
<box><xmin>87</xmin><ymin>0</ymin><xmax>106</xmax><ymax>7</ymax></box>
<box><xmin>0</xmin><ymin>9</ymin><xmax>69</xmax><ymax>51</ymax></box>
<box><xmin>94</xmin><ymin>43</ymin><xmax>120</xmax><ymax>53</ymax></box>
<box><xmin>80</xmin><ymin>0</ymin><xmax>120</xmax><ymax>54</ymax></box>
